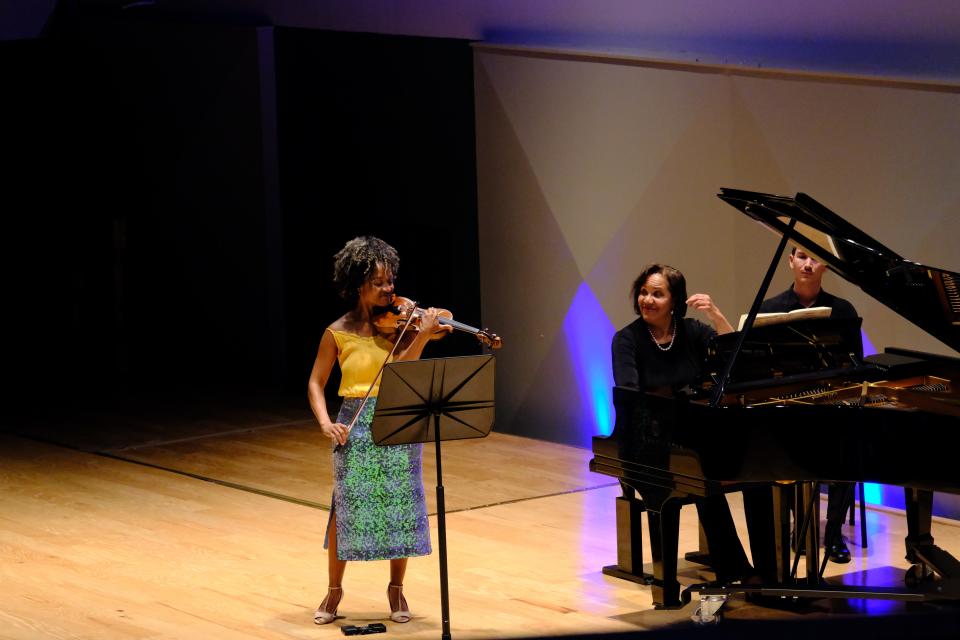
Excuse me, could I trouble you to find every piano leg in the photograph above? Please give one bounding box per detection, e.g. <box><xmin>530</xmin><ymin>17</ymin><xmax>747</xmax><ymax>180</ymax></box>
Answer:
<box><xmin>901</xmin><ymin>488</ymin><xmax>960</xmax><ymax>587</ymax></box>
<box><xmin>772</xmin><ymin>484</ymin><xmax>794</xmax><ymax>584</ymax></box>
<box><xmin>904</xmin><ymin>487</ymin><xmax>935</xmax><ymax>559</ymax></box>
<box><xmin>647</xmin><ymin>497</ymin><xmax>684</xmax><ymax>609</ymax></box>
<box><xmin>786</xmin><ymin>482</ymin><xmax>822</xmax><ymax>582</ymax></box>
<box><xmin>799</xmin><ymin>482</ymin><xmax>822</xmax><ymax>583</ymax></box>
<box><xmin>601</xmin><ymin>484</ymin><xmax>653</xmax><ymax>585</ymax></box>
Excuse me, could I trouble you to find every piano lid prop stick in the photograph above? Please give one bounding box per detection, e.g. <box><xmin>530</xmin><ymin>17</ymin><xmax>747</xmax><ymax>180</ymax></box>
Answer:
<box><xmin>710</xmin><ymin>217</ymin><xmax>798</xmax><ymax>407</ymax></box>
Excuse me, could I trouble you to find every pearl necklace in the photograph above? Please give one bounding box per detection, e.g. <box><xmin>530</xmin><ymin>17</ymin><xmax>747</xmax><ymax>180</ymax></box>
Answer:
<box><xmin>647</xmin><ymin>320</ymin><xmax>677</xmax><ymax>352</ymax></box>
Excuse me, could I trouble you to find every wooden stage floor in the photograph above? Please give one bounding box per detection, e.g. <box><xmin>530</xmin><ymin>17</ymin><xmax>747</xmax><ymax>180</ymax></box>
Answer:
<box><xmin>2</xmin><ymin>397</ymin><xmax>959</xmax><ymax>638</ymax></box>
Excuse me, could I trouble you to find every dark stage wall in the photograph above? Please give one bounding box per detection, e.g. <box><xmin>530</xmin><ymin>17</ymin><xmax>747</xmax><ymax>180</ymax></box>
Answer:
<box><xmin>2</xmin><ymin>19</ymin><xmax>481</xmax><ymax>422</ymax></box>
<box><xmin>273</xmin><ymin>28</ymin><xmax>482</xmax><ymax>400</ymax></box>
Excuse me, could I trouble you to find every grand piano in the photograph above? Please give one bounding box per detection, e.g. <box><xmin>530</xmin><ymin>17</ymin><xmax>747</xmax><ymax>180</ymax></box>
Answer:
<box><xmin>590</xmin><ymin>189</ymin><xmax>960</xmax><ymax>615</ymax></box>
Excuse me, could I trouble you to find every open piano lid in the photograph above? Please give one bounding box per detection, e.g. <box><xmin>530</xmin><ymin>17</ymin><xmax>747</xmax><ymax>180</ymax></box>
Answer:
<box><xmin>718</xmin><ymin>188</ymin><xmax>960</xmax><ymax>355</ymax></box>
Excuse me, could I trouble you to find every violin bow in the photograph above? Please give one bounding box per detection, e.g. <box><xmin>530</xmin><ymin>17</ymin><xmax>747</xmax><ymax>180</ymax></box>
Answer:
<box><xmin>333</xmin><ymin>300</ymin><xmax>420</xmax><ymax>452</ymax></box>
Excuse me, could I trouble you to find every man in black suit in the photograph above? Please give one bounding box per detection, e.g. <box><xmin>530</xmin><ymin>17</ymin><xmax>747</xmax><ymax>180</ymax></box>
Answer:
<box><xmin>760</xmin><ymin>246</ymin><xmax>862</xmax><ymax>563</ymax></box>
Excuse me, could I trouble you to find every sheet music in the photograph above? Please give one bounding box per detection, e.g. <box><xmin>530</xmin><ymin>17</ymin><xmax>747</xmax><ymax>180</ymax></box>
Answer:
<box><xmin>737</xmin><ymin>306</ymin><xmax>831</xmax><ymax>331</ymax></box>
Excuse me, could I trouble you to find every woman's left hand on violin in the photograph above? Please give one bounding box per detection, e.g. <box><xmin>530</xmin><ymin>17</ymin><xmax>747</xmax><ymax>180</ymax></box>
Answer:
<box><xmin>418</xmin><ymin>307</ymin><xmax>455</xmax><ymax>337</ymax></box>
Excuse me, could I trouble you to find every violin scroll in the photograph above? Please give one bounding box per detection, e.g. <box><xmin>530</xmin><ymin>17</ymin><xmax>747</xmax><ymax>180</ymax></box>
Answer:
<box><xmin>475</xmin><ymin>328</ymin><xmax>503</xmax><ymax>349</ymax></box>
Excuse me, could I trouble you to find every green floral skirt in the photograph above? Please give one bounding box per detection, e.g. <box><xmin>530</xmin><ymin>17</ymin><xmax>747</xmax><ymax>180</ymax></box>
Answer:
<box><xmin>326</xmin><ymin>397</ymin><xmax>431</xmax><ymax>561</ymax></box>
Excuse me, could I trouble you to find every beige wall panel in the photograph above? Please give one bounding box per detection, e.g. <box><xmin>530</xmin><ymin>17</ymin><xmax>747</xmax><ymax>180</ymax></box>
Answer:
<box><xmin>475</xmin><ymin>60</ymin><xmax>585</xmax><ymax>438</ymax></box>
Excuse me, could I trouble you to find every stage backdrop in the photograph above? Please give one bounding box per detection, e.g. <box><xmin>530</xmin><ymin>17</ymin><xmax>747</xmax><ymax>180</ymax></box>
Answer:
<box><xmin>474</xmin><ymin>45</ymin><xmax>960</xmax><ymax>455</ymax></box>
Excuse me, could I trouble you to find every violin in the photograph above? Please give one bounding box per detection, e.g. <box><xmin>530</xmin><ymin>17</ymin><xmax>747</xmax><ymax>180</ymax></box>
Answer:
<box><xmin>374</xmin><ymin>295</ymin><xmax>503</xmax><ymax>349</ymax></box>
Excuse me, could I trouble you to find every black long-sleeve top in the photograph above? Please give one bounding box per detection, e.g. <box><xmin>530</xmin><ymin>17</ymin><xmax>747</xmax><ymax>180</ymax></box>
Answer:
<box><xmin>759</xmin><ymin>286</ymin><xmax>863</xmax><ymax>360</ymax></box>
<box><xmin>611</xmin><ymin>317</ymin><xmax>717</xmax><ymax>390</ymax></box>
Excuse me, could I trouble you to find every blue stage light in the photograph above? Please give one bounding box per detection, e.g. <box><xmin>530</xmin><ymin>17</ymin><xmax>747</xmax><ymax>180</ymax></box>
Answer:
<box><xmin>563</xmin><ymin>282</ymin><xmax>616</xmax><ymax>438</ymax></box>
<box><xmin>861</xmin><ymin>328</ymin><xmax>878</xmax><ymax>357</ymax></box>
<box><xmin>863</xmin><ymin>482</ymin><xmax>882</xmax><ymax>505</ymax></box>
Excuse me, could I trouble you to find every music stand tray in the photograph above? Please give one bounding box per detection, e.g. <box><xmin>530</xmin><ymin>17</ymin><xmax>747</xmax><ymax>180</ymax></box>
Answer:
<box><xmin>372</xmin><ymin>354</ymin><xmax>495</xmax><ymax>640</ymax></box>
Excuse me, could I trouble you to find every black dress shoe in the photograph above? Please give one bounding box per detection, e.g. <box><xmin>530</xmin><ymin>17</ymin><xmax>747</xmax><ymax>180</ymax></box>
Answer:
<box><xmin>826</xmin><ymin>537</ymin><xmax>851</xmax><ymax>564</ymax></box>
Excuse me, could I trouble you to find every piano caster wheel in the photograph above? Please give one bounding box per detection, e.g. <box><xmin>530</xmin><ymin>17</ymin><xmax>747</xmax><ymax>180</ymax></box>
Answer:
<box><xmin>905</xmin><ymin>564</ymin><xmax>933</xmax><ymax>588</ymax></box>
<box><xmin>691</xmin><ymin>595</ymin><xmax>726</xmax><ymax>625</ymax></box>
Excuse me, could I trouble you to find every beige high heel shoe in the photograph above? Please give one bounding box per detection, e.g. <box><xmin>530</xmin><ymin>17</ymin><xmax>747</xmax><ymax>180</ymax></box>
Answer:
<box><xmin>314</xmin><ymin>586</ymin><xmax>343</xmax><ymax>624</ymax></box>
<box><xmin>387</xmin><ymin>583</ymin><xmax>411</xmax><ymax>623</ymax></box>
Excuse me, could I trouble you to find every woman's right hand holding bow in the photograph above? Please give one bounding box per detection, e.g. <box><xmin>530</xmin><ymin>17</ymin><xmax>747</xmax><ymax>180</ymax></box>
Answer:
<box><xmin>320</xmin><ymin>420</ymin><xmax>349</xmax><ymax>446</ymax></box>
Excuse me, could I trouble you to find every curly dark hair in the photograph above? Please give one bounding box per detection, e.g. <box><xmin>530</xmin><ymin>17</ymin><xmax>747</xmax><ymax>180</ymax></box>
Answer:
<box><xmin>630</xmin><ymin>263</ymin><xmax>687</xmax><ymax>318</ymax></box>
<box><xmin>332</xmin><ymin>236</ymin><xmax>400</xmax><ymax>305</ymax></box>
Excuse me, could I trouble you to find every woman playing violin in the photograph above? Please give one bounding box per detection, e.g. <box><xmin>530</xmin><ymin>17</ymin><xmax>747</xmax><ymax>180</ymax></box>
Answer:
<box><xmin>307</xmin><ymin>236</ymin><xmax>452</xmax><ymax>625</ymax></box>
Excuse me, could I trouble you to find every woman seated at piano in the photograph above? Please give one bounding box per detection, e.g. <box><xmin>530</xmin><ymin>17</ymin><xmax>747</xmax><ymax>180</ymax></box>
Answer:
<box><xmin>611</xmin><ymin>263</ymin><xmax>775</xmax><ymax>584</ymax></box>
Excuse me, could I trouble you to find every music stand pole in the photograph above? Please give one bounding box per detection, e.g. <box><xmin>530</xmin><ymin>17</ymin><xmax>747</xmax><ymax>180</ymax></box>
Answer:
<box><xmin>434</xmin><ymin>410</ymin><xmax>452</xmax><ymax>640</ymax></box>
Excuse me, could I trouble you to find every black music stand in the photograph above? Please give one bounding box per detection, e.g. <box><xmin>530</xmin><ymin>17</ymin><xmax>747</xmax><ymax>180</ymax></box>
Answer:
<box><xmin>371</xmin><ymin>354</ymin><xmax>495</xmax><ymax>640</ymax></box>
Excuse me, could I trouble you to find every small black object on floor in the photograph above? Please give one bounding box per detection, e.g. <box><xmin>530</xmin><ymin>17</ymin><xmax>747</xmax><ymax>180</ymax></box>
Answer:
<box><xmin>341</xmin><ymin>623</ymin><xmax>387</xmax><ymax>635</ymax></box>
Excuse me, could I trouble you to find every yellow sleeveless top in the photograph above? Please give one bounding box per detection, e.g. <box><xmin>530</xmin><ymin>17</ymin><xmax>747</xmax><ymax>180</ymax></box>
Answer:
<box><xmin>328</xmin><ymin>329</ymin><xmax>395</xmax><ymax>398</ymax></box>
